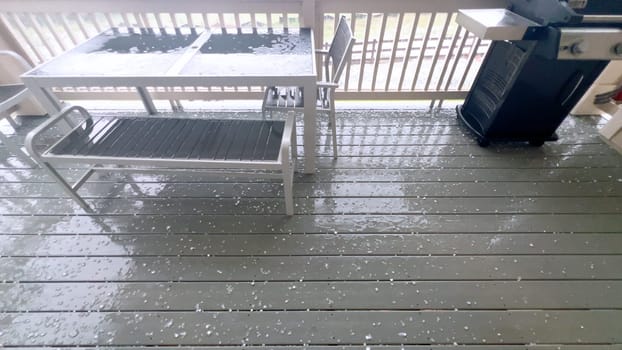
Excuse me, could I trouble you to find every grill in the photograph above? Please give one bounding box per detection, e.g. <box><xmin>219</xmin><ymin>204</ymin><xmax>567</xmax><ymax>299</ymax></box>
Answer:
<box><xmin>456</xmin><ymin>0</ymin><xmax>622</xmax><ymax>146</ymax></box>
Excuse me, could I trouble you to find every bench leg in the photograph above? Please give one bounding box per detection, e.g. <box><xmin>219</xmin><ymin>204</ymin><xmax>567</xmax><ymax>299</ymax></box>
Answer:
<box><xmin>330</xmin><ymin>108</ymin><xmax>338</xmax><ymax>159</ymax></box>
<box><xmin>283</xmin><ymin>168</ymin><xmax>294</xmax><ymax>216</ymax></box>
<box><xmin>291</xmin><ymin>117</ymin><xmax>298</xmax><ymax>164</ymax></box>
<box><xmin>41</xmin><ymin>161</ymin><xmax>93</xmax><ymax>213</ymax></box>
<box><xmin>282</xmin><ymin>146</ymin><xmax>295</xmax><ymax>216</ymax></box>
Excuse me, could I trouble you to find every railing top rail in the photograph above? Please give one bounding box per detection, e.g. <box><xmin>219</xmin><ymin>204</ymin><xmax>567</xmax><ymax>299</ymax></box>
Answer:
<box><xmin>0</xmin><ymin>0</ymin><xmax>305</xmax><ymax>13</ymax></box>
<box><xmin>318</xmin><ymin>0</ymin><xmax>507</xmax><ymax>12</ymax></box>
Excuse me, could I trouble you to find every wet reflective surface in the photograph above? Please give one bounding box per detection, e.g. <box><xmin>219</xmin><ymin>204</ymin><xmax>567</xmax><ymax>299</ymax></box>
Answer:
<box><xmin>28</xmin><ymin>27</ymin><xmax>203</xmax><ymax>76</ymax></box>
<box><xmin>26</xmin><ymin>27</ymin><xmax>313</xmax><ymax>77</ymax></box>
<box><xmin>182</xmin><ymin>28</ymin><xmax>313</xmax><ymax>76</ymax></box>
<box><xmin>87</xmin><ymin>27</ymin><xmax>201</xmax><ymax>54</ymax></box>
<box><xmin>1</xmin><ymin>109</ymin><xmax>622</xmax><ymax>348</ymax></box>
<box><xmin>200</xmin><ymin>29</ymin><xmax>311</xmax><ymax>55</ymax></box>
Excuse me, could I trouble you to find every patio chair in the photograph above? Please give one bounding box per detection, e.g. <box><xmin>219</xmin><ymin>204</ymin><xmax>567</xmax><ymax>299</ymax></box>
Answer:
<box><xmin>0</xmin><ymin>50</ymin><xmax>38</xmax><ymax>166</ymax></box>
<box><xmin>261</xmin><ymin>16</ymin><xmax>355</xmax><ymax>158</ymax></box>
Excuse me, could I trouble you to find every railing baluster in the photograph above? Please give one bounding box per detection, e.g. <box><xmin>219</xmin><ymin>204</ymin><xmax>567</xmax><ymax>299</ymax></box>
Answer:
<box><xmin>458</xmin><ymin>36</ymin><xmax>483</xmax><ymax>90</ymax></box>
<box><xmin>142</xmin><ymin>13</ymin><xmax>155</xmax><ymax>28</ymax></box>
<box><xmin>444</xmin><ymin>27</ymin><xmax>469</xmax><ymax>92</ymax></box>
<box><xmin>133</xmin><ymin>12</ymin><xmax>145</xmax><ymax>28</ymax></box>
<box><xmin>234</xmin><ymin>13</ymin><xmax>241</xmax><ymax>29</ymax></box>
<box><xmin>171</xmin><ymin>13</ymin><xmax>180</xmax><ymax>28</ymax></box>
<box><xmin>59</xmin><ymin>14</ymin><xmax>78</xmax><ymax>45</ymax></box>
<box><xmin>75</xmin><ymin>13</ymin><xmax>91</xmax><ymax>39</ymax></box>
<box><xmin>218</xmin><ymin>13</ymin><xmax>226</xmax><ymax>31</ymax></box>
<box><xmin>121</xmin><ymin>13</ymin><xmax>132</xmax><ymax>27</ymax></box>
<box><xmin>250</xmin><ymin>13</ymin><xmax>257</xmax><ymax>28</ymax></box>
<box><xmin>91</xmin><ymin>13</ymin><xmax>103</xmax><ymax>32</ymax></box>
<box><xmin>155</xmin><ymin>13</ymin><xmax>164</xmax><ymax>28</ymax></box>
<box><xmin>343</xmin><ymin>14</ymin><xmax>355</xmax><ymax>91</ymax></box>
<box><xmin>357</xmin><ymin>13</ymin><xmax>372</xmax><ymax>91</ymax></box>
<box><xmin>28</xmin><ymin>13</ymin><xmax>57</xmax><ymax>58</ymax></box>
<box><xmin>384</xmin><ymin>12</ymin><xmax>404</xmax><ymax>91</ymax></box>
<box><xmin>370</xmin><ymin>13</ymin><xmax>388</xmax><ymax>91</ymax></box>
<box><xmin>424</xmin><ymin>13</ymin><xmax>450</xmax><ymax>91</ymax></box>
<box><xmin>104</xmin><ymin>13</ymin><xmax>116</xmax><ymax>29</ymax></box>
<box><xmin>4</xmin><ymin>13</ymin><xmax>45</xmax><ymax>62</ymax></box>
<box><xmin>435</xmin><ymin>16</ymin><xmax>461</xmax><ymax>93</ymax></box>
<box><xmin>186</xmin><ymin>13</ymin><xmax>194</xmax><ymax>28</ymax></box>
<box><xmin>43</xmin><ymin>14</ymin><xmax>68</xmax><ymax>51</ymax></box>
<box><xmin>397</xmin><ymin>12</ymin><xmax>420</xmax><ymax>91</ymax></box>
<box><xmin>139</xmin><ymin>13</ymin><xmax>151</xmax><ymax>28</ymax></box>
<box><xmin>410</xmin><ymin>13</ymin><xmax>435</xmax><ymax>91</ymax></box>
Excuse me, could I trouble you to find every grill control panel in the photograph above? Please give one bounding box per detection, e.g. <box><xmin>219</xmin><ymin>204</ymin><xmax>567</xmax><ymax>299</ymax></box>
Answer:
<box><xmin>558</xmin><ymin>27</ymin><xmax>622</xmax><ymax>60</ymax></box>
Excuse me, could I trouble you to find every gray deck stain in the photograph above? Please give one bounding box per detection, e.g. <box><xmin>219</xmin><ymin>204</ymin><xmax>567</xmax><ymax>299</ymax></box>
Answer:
<box><xmin>0</xmin><ymin>108</ymin><xmax>621</xmax><ymax>349</ymax></box>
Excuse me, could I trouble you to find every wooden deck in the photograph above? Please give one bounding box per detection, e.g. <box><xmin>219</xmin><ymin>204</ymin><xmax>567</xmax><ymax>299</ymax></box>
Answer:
<box><xmin>1</xmin><ymin>108</ymin><xmax>622</xmax><ymax>349</ymax></box>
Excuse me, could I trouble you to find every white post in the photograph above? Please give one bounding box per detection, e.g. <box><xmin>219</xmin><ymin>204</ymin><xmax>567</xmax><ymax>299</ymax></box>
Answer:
<box><xmin>301</xmin><ymin>0</ymin><xmax>316</xmax><ymax>28</ymax></box>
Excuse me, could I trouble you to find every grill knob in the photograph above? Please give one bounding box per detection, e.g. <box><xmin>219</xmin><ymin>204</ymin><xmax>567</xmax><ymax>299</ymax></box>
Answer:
<box><xmin>570</xmin><ymin>42</ymin><xmax>587</xmax><ymax>55</ymax></box>
<box><xmin>614</xmin><ymin>43</ymin><xmax>622</xmax><ymax>56</ymax></box>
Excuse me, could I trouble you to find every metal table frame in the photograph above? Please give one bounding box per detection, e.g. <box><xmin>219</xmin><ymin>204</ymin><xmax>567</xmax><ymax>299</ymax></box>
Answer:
<box><xmin>21</xmin><ymin>27</ymin><xmax>318</xmax><ymax>174</ymax></box>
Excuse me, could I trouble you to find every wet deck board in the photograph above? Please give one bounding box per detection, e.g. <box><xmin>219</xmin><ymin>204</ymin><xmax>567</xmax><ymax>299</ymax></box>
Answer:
<box><xmin>2</xmin><ymin>310</ymin><xmax>622</xmax><ymax>345</ymax></box>
<box><xmin>1</xmin><ymin>109</ymin><xmax>621</xmax><ymax>349</ymax></box>
<box><xmin>2</xmin><ymin>213</ymin><xmax>622</xmax><ymax>233</ymax></box>
<box><xmin>3</xmin><ymin>233</ymin><xmax>622</xmax><ymax>255</ymax></box>
<box><xmin>3</xmin><ymin>181</ymin><xmax>622</xmax><ymax>198</ymax></box>
<box><xmin>2</xmin><ymin>281</ymin><xmax>622</xmax><ymax>311</ymax></box>
<box><xmin>2</xmin><ymin>196</ymin><xmax>622</xmax><ymax>215</ymax></box>
<box><xmin>3</xmin><ymin>256</ymin><xmax>622</xmax><ymax>281</ymax></box>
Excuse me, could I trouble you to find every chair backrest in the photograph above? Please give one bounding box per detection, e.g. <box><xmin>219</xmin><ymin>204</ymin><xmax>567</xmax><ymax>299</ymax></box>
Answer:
<box><xmin>323</xmin><ymin>16</ymin><xmax>355</xmax><ymax>85</ymax></box>
<box><xmin>0</xmin><ymin>50</ymin><xmax>32</xmax><ymax>73</ymax></box>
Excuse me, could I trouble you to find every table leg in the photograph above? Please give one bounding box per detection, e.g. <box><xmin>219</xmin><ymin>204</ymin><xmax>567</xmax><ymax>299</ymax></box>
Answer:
<box><xmin>302</xmin><ymin>79</ymin><xmax>316</xmax><ymax>174</ymax></box>
<box><xmin>22</xmin><ymin>84</ymin><xmax>78</xmax><ymax>130</ymax></box>
<box><xmin>27</xmin><ymin>86</ymin><xmax>63</xmax><ymax>115</ymax></box>
<box><xmin>136</xmin><ymin>86</ymin><xmax>157</xmax><ymax>115</ymax></box>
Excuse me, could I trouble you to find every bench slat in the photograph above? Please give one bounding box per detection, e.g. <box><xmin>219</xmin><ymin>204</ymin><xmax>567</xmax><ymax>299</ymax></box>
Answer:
<box><xmin>49</xmin><ymin>117</ymin><xmax>286</xmax><ymax>162</ymax></box>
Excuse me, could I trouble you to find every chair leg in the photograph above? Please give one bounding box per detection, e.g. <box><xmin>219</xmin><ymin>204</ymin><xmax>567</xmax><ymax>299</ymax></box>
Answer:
<box><xmin>41</xmin><ymin>161</ymin><xmax>93</xmax><ymax>213</ymax></box>
<box><xmin>0</xmin><ymin>124</ymin><xmax>38</xmax><ymax>167</ymax></box>
<box><xmin>330</xmin><ymin>109</ymin><xmax>338</xmax><ymax>159</ymax></box>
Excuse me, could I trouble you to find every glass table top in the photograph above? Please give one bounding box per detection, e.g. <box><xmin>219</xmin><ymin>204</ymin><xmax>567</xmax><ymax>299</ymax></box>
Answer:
<box><xmin>181</xmin><ymin>28</ymin><xmax>313</xmax><ymax>76</ymax></box>
<box><xmin>27</xmin><ymin>27</ymin><xmax>314</xmax><ymax>78</ymax></box>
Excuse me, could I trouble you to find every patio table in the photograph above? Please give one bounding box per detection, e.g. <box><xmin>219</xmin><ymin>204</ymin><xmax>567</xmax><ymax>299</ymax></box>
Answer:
<box><xmin>21</xmin><ymin>26</ymin><xmax>318</xmax><ymax>173</ymax></box>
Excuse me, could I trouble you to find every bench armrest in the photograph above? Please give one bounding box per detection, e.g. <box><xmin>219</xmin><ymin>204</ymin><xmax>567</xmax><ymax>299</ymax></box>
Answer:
<box><xmin>315</xmin><ymin>49</ymin><xmax>329</xmax><ymax>55</ymax></box>
<box><xmin>25</xmin><ymin>105</ymin><xmax>93</xmax><ymax>160</ymax></box>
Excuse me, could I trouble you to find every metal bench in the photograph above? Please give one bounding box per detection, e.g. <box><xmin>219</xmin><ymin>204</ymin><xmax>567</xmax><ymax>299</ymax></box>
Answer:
<box><xmin>25</xmin><ymin>105</ymin><xmax>297</xmax><ymax>215</ymax></box>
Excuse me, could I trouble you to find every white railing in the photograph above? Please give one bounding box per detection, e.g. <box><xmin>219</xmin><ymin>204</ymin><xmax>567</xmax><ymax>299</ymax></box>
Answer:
<box><xmin>0</xmin><ymin>0</ymin><xmax>506</xmax><ymax>106</ymax></box>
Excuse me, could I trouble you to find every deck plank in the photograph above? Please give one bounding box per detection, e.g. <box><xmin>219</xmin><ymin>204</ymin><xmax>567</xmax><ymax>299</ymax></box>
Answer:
<box><xmin>2</xmin><ymin>167</ymin><xmax>621</xmax><ymax>184</ymax></box>
<box><xmin>2</xmin><ymin>233</ymin><xmax>622</xmax><ymax>256</ymax></box>
<box><xmin>2</xmin><ymin>181</ymin><xmax>622</xmax><ymax>198</ymax></box>
<box><xmin>1</xmin><ymin>310</ymin><xmax>621</xmax><ymax>345</ymax></box>
<box><xmin>2</xmin><ymin>196</ymin><xmax>622</xmax><ymax>215</ymax></box>
<box><xmin>1</xmin><ymin>109</ymin><xmax>621</xmax><ymax>348</ymax></box>
<box><xmin>2</xmin><ymin>281</ymin><xmax>621</xmax><ymax>311</ymax></box>
<box><xmin>2</xmin><ymin>256</ymin><xmax>621</xmax><ymax>281</ymax></box>
<box><xmin>2</xmin><ymin>213</ymin><xmax>622</xmax><ymax>233</ymax></box>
